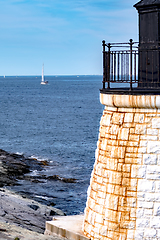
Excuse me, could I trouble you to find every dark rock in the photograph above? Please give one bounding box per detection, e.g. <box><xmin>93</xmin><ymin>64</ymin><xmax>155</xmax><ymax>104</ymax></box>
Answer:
<box><xmin>40</xmin><ymin>160</ymin><xmax>49</xmax><ymax>166</ymax></box>
<box><xmin>28</xmin><ymin>205</ymin><xmax>39</xmax><ymax>211</ymax></box>
<box><xmin>49</xmin><ymin>210</ymin><xmax>56</xmax><ymax>216</ymax></box>
<box><xmin>0</xmin><ymin>149</ymin><xmax>45</xmax><ymax>187</ymax></box>
<box><xmin>46</xmin><ymin>175</ymin><xmax>77</xmax><ymax>183</ymax></box>
<box><xmin>49</xmin><ymin>202</ymin><xmax>56</xmax><ymax>207</ymax></box>
<box><xmin>0</xmin><ymin>188</ymin><xmax>65</xmax><ymax>234</ymax></box>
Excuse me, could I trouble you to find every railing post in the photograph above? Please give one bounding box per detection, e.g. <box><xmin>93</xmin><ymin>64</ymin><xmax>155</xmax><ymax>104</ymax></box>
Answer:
<box><xmin>102</xmin><ymin>40</ymin><xmax>106</xmax><ymax>89</ymax></box>
<box><xmin>107</xmin><ymin>43</ymin><xmax>111</xmax><ymax>89</ymax></box>
<box><xmin>129</xmin><ymin>39</ymin><xmax>133</xmax><ymax>90</ymax></box>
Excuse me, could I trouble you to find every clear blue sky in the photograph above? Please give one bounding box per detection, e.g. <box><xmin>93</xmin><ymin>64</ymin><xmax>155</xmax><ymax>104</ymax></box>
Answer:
<box><xmin>0</xmin><ymin>0</ymin><xmax>138</xmax><ymax>76</ymax></box>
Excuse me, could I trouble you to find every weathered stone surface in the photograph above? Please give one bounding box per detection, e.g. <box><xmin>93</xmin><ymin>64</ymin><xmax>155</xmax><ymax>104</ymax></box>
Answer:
<box><xmin>83</xmin><ymin>105</ymin><xmax>160</xmax><ymax>240</ymax></box>
<box><xmin>0</xmin><ymin>221</ymin><xmax>67</xmax><ymax>240</ymax></box>
<box><xmin>0</xmin><ymin>188</ymin><xmax>64</xmax><ymax>234</ymax></box>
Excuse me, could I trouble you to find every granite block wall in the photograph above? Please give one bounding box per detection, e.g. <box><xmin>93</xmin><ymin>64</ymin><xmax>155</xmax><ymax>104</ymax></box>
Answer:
<box><xmin>83</xmin><ymin>104</ymin><xmax>160</xmax><ymax>240</ymax></box>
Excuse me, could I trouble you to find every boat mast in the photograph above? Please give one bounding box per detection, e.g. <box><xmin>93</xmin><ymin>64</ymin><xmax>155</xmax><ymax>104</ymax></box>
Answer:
<box><xmin>42</xmin><ymin>64</ymin><xmax>44</xmax><ymax>82</ymax></box>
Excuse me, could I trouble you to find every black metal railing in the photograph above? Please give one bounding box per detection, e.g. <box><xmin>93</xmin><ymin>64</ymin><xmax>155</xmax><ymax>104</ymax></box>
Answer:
<box><xmin>102</xmin><ymin>39</ymin><xmax>160</xmax><ymax>94</ymax></box>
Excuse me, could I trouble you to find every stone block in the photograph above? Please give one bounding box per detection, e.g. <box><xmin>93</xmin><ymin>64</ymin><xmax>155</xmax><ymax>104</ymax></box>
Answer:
<box><xmin>146</xmin><ymin>173</ymin><xmax>160</xmax><ymax>180</ymax></box>
<box><xmin>148</xmin><ymin>141</ymin><xmax>160</xmax><ymax>154</ymax></box>
<box><xmin>155</xmin><ymin>193</ymin><xmax>160</xmax><ymax>201</ymax></box>
<box><xmin>111</xmin><ymin>146</ymin><xmax>125</xmax><ymax>159</ymax></box>
<box><xmin>96</xmin><ymin>197</ymin><xmax>105</xmax><ymax>206</ymax></box>
<box><xmin>136</xmin><ymin>218</ymin><xmax>150</xmax><ymax>228</ymax></box>
<box><xmin>157</xmin><ymin>229</ymin><xmax>160</xmax><ymax>238</ymax></box>
<box><xmin>119</xmin><ymin>141</ymin><xmax>128</xmax><ymax>146</ymax></box>
<box><xmin>130</xmin><ymin>128</ymin><xmax>135</xmax><ymax>134</ymax></box>
<box><xmin>152</xmin><ymin>118</ymin><xmax>160</xmax><ymax>129</ymax></box>
<box><xmin>118</xmin><ymin>163</ymin><xmax>123</xmax><ymax>171</ymax></box>
<box><xmin>109</xmin><ymin>172</ymin><xmax>122</xmax><ymax>185</ymax></box>
<box><xmin>130</xmin><ymin>208</ymin><xmax>137</xmax><ymax>218</ymax></box>
<box><xmin>121</xmin><ymin>212</ymin><xmax>130</xmax><ymax>221</ymax></box>
<box><xmin>111</xmin><ymin>113</ymin><xmax>124</xmax><ymax>125</ymax></box>
<box><xmin>138</xmin><ymin>147</ymin><xmax>147</xmax><ymax>154</ymax></box>
<box><xmin>99</xmin><ymin>226</ymin><xmax>108</xmax><ymax>236</ymax></box>
<box><xmin>147</xmin><ymin>128</ymin><xmax>158</xmax><ymax>135</ymax></box>
<box><xmin>100</xmin><ymin>139</ymin><xmax>108</xmax><ymax>151</ymax></box>
<box><xmin>143</xmin><ymin>154</ymin><xmax>157</xmax><ymax>165</ymax></box>
<box><xmin>107</xmin><ymin>221</ymin><xmax>119</xmax><ymax>231</ymax></box>
<box><xmin>139</xmin><ymin>141</ymin><xmax>148</xmax><ymax>147</ymax></box>
<box><xmin>105</xmin><ymin>195</ymin><xmax>118</xmax><ymax>211</ymax></box>
<box><xmin>140</xmin><ymin>135</ymin><xmax>158</xmax><ymax>140</ymax></box>
<box><xmin>137</xmin><ymin>192</ymin><xmax>145</xmax><ymax>198</ymax></box>
<box><xmin>108</xmin><ymin>140</ymin><xmax>118</xmax><ymax>147</ymax></box>
<box><xmin>129</xmin><ymin>134</ymin><xmax>139</xmax><ymax>142</ymax></box>
<box><xmin>130</xmin><ymin>179</ymin><xmax>138</xmax><ymax>187</ymax></box>
<box><xmin>107</xmin><ymin>184</ymin><xmax>115</xmax><ymax>194</ymax></box>
<box><xmin>109</xmin><ymin>125</ymin><xmax>119</xmax><ymax>135</ymax></box>
<box><xmin>108</xmin><ymin>158</ymin><xmax>118</xmax><ymax>171</ymax></box>
<box><xmin>135</xmin><ymin>124</ymin><xmax>146</xmax><ymax>135</ymax></box>
<box><xmin>145</xmin><ymin>193</ymin><xmax>155</xmax><ymax>202</ymax></box>
<box><xmin>118</xmin><ymin>128</ymin><xmax>129</xmax><ymax>141</ymax></box>
<box><xmin>114</xmin><ymin>186</ymin><xmax>120</xmax><ymax>195</ymax></box>
<box><xmin>144</xmin><ymin>228</ymin><xmax>157</xmax><ymax>238</ymax></box>
<box><xmin>136</xmin><ymin>208</ymin><xmax>144</xmax><ymax>218</ymax></box>
<box><xmin>104</xmin><ymin>209</ymin><xmax>117</xmax><ymax>221</ymax></box>
<box><xmin>144</xmin><ymin>209</ymin><xmax>153</xmax><ymax>216</ymax></box>
<box><xmin>125</xmin><ymin>157</ymin><xmax>140</xmax><ymax>164</ymax></box>
<box><xmin>123</xmin><ymin>172</ymin><xmax>130</xmax><ymax>178</ymax></box>
<box><xmin>126</xmin><ymin>191</ymin><xmax>137</xmax><ymax>197</ymax></box>
<box><xmin>126</xmin><ymin>147</ymin><xmax>138</xmax><ymax>153</ymax></box>
<box><xmin>107</xmin><ymin>230</ymin><xmax>120</xmax><ymax>240</ymax></box>
<box><xmin>150</xmin><ymin>216</ymin><xmax>160</xmax><ymax>228</ymax></box>
<box><xmin>147</xmin><ymin>165</ymin><xmax>160</xmax><ymax>174</ymax></box>
<box><xmin>124</xmin><ymin>113</ymin><xmax>134</xmax><ymax>123</ymax></box>
<box><xmin>94</xmin><ymin>204</ymin><xmax>103</xmax><ymax>215</ymax></box>
<box><xmin>120</xmin><ymin>220</ymin><xmax>135</xmax><ymax>230</ymax></box>
<box><xmin>138</xmin><ymin>179</ymin><xmax>155</xmax><ymax>192</ymax></box>
<box><xmin>154</xmin><ymin>203</ymin><xmax>160</xmax><ymax>216</ymax></box>
<box><xmin>131</xmin><ymin>165</ymin><xmax>146</xmax><ymax>178</ymax></box>
<box><xmin>156</xmin><ymin>182</ymin><xmax>160</xmax><ymax>192</ymax></box>
<box><xmin>137</xmin><ymin>200</ymin><xmax>153</xmax><ymax>209</ymax></box>
<box><xmin>134</xmin><ymin>114</ymin><xmax>144</xmax><ymax>123</ymax></box>
<box><xmin>127</xmin><ymin>197</ymin><xmax>137</xmax><ymax>208</ymax></box>
<box><xmin>87</xmin><ymin>211</ymin><xmax>95</xmax><ymax>225</ymax></box>
<box><xmin>101</xmin><ymin>114</ymin><xmax>112</xmax><ymax>126</ymax></box>
<box><xmin>157</xmin><ymin>155</ymin><xmax>160</xmax><ymax>165</ymax></box>
<box><xmin>95</xmin><ymin>213</ymin><xmax>103</xmax><ymax>224</ymax></box>
<box><xmin>127</xmin><ymin>141</ymin><xmax>139</xmax><ymax>147</ymax></box>
<box><xmin>122</xmin><ymin>178</ymin><xmax>130</xmax><ymax>187</ymax></box>
<box><xmin>97</xmin><ymin>190</ymin><xmax>106</xmax><ymax>199</ymax></box>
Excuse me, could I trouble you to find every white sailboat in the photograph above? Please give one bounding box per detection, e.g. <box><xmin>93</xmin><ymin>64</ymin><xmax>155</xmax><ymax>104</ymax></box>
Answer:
<box><xmin>41</xmin><ymin>64</ymin><xmax>48</xmax><ymax>85</ymax></box>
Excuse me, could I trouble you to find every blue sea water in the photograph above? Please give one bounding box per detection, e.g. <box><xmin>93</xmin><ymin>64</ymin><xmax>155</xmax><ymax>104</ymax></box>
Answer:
<box><xmin>0</xmin><ymin>75</ymin><xmax>104</xmax><ymax>215</ymax></box>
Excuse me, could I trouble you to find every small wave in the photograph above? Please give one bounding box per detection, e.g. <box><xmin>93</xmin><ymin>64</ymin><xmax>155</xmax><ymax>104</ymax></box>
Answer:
<box><xmin>30</xmin><ymin>155</ymin><xmax>49</xmax><ymax>162</ymax></box>
<box><xmin>15</xmin><ymin>151</ymin><xmax>24</xmax><ymax>156</ymax></box>
<box><xmin>34</xmin><ymin>195</ymin><xmax>53</xmax><ymax>200</ymax></box>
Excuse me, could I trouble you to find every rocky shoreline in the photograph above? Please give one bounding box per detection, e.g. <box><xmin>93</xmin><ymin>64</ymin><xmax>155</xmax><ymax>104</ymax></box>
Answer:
<box><xmin>0</xmin><ymin>149</ymin><xmax>76</xmax><ymax>188</ymax></box>
<box><xmin>0</xmin><ymin>149</ymin><xmax>71</xmax><ymax>239</ymax></box>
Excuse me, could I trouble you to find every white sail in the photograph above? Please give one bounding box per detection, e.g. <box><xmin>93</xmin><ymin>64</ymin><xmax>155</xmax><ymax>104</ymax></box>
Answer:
<box><xmin>42</xmin><ymin>64</ymin><xmax>44</xmax><ymax>82</ymax></box>
<box><xmin>41</xmin><ymin>64</ymin><xmax>48</xmax><ymax>85</ymax></box>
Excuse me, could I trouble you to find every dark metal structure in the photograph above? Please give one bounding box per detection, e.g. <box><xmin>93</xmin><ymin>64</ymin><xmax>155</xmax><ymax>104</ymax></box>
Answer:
<box><xmin>101</xmin><ymin>0</ymin><xmax>160</xmax><ymax>94</ymax></box>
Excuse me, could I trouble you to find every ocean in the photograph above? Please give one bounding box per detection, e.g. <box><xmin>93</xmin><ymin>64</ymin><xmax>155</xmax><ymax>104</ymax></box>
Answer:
<box><xmin>0</xmin><ymin>75</ymin><xmax>104</xmax><ymax>215</ymax></box>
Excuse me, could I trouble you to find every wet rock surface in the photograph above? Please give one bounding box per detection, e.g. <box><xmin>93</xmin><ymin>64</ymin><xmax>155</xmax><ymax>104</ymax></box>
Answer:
<box><xmin>0</xmin><ymin>188</ymin><xmax>64</xmax><ymax>233</ymax></box>
<box><xmin>0</xmin><ymin>149</ymin><xmax>77</xmax><ymax>188</ymax></box>
<box><xmin>0</xmin><ymin>221</ymin><xmax>67</xmax><ymax>240</ymax></box>
<box><xmin>0</xmin><ymin>149</ymin><xmax>44</xmax><ymax>187</ymax></box>
<box><xmin>0</xmin><ymin>149</ymin><xmax>69</xmax><ymax>239</ymax></box>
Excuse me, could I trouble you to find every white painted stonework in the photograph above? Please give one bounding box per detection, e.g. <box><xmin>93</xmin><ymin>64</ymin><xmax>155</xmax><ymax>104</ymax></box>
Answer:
<box><xmin>83</xmin><ymin>94</ymin><xmax>160</xmax><ymax>240</ymax></box>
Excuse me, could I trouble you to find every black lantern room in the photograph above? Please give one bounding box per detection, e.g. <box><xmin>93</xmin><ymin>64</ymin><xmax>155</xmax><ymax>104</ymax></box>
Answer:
<box><xmin>101</xmin><ymin>0</ymin><xmax>160</xmax><ymax>93</ymax></box>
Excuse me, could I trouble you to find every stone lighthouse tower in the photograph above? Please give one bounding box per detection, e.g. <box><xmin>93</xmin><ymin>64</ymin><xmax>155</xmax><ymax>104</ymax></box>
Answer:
<box><xmin>83</xmin><ymin>0</ymin><xmax>160</xmax><ymax>239</ymax></box>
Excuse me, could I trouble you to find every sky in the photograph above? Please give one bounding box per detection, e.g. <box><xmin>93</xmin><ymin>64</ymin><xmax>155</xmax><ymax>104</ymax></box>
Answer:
<box><xmin>0</xmin><ymin>0</ymin><xmax>139</xmax><ymax>76</ymax></box>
